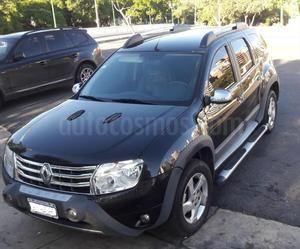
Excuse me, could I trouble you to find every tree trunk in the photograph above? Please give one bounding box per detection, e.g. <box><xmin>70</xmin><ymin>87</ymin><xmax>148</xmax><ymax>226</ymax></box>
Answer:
<box><xmin>250</xmin><ymin>13</ymin><xmax>256</xmax><ymax>26</ymax></box>
<box><xmin>244</xmin><ymin>14</ymin><xmax>248</xmax><ymax>25</ymax></box>
<box><xmin>112</xmin><ymin>2</ymin><xmax>135</xmax><ymax>33</ymax></box>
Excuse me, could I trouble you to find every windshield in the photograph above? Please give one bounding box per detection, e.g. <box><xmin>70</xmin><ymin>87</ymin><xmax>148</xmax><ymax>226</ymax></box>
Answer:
<box><xmin>0</xmin><ymin>38</ymin><xmax>17</xmax><ymax>61</ymax></box>
<box><xmin>79</xmin><ymin>52</ymin><xmax>202</xmax><ymax>106</ymax></box>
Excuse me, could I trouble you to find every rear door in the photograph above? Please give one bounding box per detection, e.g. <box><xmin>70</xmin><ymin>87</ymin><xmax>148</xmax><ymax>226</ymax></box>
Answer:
<box><xmin>229</xmin><ymin>37</ymin><xmax>261</xmax><ymax>121</ymax></box>
<box><xmin>7</xmin><ymin>34</ymin><xmax>48</xmax><ymax>92</ymax></box>
<box><xmin>205</xmin><ymin>45</ymin><xmax>245</xmax><ymax>148</ymax></box>
<box><xmin>43</xmin><ymin>31</ymin><xmax>77</xmax><ymax>86</ymax></box>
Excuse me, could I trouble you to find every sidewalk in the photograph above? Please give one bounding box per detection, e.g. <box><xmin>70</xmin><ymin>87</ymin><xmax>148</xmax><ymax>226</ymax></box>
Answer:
<box><xmin>184</xmin><ymin>209</ymin><xmax>300</xmax><ymax>249</ymax></box>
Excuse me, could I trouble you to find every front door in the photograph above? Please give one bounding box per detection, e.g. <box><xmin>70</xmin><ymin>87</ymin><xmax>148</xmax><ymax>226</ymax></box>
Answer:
<box><xmin>204</xmin><ymin>45</ymin><xmax>245</xmax><ymax>149</ymax></box>
<box><xmin>7</xmin><ymin>34</ymin><xmax>48</xmax><ymax>93</ymax></box>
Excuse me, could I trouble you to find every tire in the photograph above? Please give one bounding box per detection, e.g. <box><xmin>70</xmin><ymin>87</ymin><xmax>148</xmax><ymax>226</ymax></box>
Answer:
<box><xmin>262</xmin><ymin>90</ymin><xmax>278</xmax><ymax>133</ymax></box>
<box><xmin>0</xmin><ymin>94</ymin><xmax>3</xmax><ymax>110</ymax></box>
<box><xmin>75</xmin><ymin>63</ymin><xmax>95</xmax><ymax>83</ymax></box>
<box><xmin>164</xmin><ymin>159</ymin><xmax>213</xmax><ymax>237</ymax></box>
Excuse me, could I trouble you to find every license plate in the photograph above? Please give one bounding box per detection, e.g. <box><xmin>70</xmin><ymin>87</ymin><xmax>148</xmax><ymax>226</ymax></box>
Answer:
<box><xmin>27</xmin><ymin>198</ymin><xmax>58</xmax><ymax>219</ymax></box>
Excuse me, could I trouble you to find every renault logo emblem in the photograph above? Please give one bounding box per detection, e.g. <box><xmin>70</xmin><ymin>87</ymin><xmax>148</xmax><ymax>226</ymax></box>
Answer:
<box><xmin>40</xmin><ymin>163</ymin><xmax>53</xmax><ymax>185</ymax></box>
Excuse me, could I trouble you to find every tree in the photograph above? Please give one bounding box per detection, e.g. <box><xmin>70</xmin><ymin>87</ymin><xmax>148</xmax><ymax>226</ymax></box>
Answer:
<box><xmin>111</xmin><ymin>0</ymin><xmax>134</xmax><ymax>31</ymax></box>
<box><xmin>0</xmin><ymin>0</ymin><xmax>22</xmax><ymax>34</ymax></box>
<box><xmin>172</xmin><ymin>0</ymin><xmax>194</xmax><ymax>24</ymax></box>
<box><xmin>18</xmin><ymin>0</ymin><xmax>66</xmax><ymax>29</ymax></box>
<box><xmin>127</xmin><ymin>0</ymin><xmax>169</xmax><ymax>23</ymax></box>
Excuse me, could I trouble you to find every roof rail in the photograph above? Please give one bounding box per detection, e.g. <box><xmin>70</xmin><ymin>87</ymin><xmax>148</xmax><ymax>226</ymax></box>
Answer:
<box><xmin>24</xmin><ymin>27</ymin><xmax>79</xmax><ymax>35</ymax></box>
<box><xmin>232</xmin><ymin>22</ymin><xmax>248</xmax><ymax>30</ymax></box>
<box><xmin>200</xmin><ymin>22</ymin><xmax>248</xmax><ymax>47</ymax></box>
<box><xmin>123</xmin><ymin>33</ymin><xmax>144</xmax><ymax>48</ymax></box>
<box><xmin>200</xmin><ymin>31</ymin><xmax>217</xmax><ymax>48</ymax></box>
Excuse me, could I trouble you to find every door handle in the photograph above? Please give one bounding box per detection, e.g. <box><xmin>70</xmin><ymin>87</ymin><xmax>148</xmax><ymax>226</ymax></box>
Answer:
<box><xmin>237</xmin><ymin>94</ymin><xmax>245</xmax><ymax>103</ymax></box>
<box><xmin>254</xmin><ymin>74</ymin><xmax>263</xmax><ymax>82</ymax></box>
<box><xmin>37</xmin><ymin>60</ymin><xmax>47</xmax><ymax>66</ymax></box>
<box><xmin>70</xmin><ymin>53</ymin><xmax>79</xmax><ymax>58</ymax></box>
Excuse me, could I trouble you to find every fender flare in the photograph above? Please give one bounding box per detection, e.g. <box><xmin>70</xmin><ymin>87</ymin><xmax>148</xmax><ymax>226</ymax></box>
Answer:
<box><xmin>150</xmin><ymin>135</ymin><xmax>215</xmax><ymax>229</ymax></box>
<box><xmin>256</xmin><ymin>74</ymin><xmax>280</xmax><ymax>123</ymax></box>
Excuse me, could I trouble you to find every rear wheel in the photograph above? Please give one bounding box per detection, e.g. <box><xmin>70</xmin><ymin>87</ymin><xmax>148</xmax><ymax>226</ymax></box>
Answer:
<box><xmin>0</xmin><ymin>94</ymin><xmax>3</xmax><ymax>110</ymax></box>
<box><xmin>164</xmin><ymin>159</ymin><xmax>213</xmax><ymax>237</ymax></box>
<box><xmin>76</xmin><ymin>63</ymin><xmax>95</xmax><ymax>83</ymax></box>
<box><xmin>263</xmin><ymin>90</ymin><xmax>277</xmax><ymax>133</ymax></box>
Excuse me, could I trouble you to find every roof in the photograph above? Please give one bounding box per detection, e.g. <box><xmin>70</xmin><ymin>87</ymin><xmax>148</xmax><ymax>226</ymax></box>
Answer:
<box><xmin>0</xmin><ymin>27</ymin><xmax>81</xmax><ymax>39</ymax></box>
<box><xmin>0</xmin><ymin>31</ymin><xmax>29</xmax><ymax>39</ymax></box>
<box><xmin>119</xmin><ymin>29</ymin><xmax>214</xmax><ymax>53</ymax></box>
<box><xmin>120</xmin><ymin>23</ymin><xmax>248</xmax><ymax>53</ymax></box>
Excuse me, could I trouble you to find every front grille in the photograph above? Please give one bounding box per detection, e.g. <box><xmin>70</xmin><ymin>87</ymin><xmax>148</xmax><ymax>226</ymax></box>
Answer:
<box><xmin>15</xmin><ymin>155</ymin><xmax>97</xmax><ymax>194</ymax></box>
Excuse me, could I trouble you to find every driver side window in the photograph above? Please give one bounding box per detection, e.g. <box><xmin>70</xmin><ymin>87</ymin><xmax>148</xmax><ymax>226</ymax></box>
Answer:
<box><xmin>207</xmin><ymin>46</ymin><xmax>235</xmax><ymax>95</ymax></box>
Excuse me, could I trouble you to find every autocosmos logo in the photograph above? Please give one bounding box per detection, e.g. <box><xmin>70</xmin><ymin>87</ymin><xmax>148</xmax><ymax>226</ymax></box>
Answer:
<box><xmin>40</xmin><ymin>163</ymin><xmax>53</xmax><ymax>185</ymax></box>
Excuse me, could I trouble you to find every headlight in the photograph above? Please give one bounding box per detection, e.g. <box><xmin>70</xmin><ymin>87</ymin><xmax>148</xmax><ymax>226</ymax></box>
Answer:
<box><xmin>3</xmin><ymin>145</ymin><xmax>15</xmax><ymax>178</ymax></box>
<box><xmin>90</xmin><ymin>159</ymin><xmax>143</xmax><ymax>195</ymax></box>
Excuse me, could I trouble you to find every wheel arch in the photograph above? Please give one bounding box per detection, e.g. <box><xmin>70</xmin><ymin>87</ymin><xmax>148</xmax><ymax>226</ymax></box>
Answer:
<box><xmin>174</xmin><ymin>135</ymin><xmax>215</xmax><ymax>174</ymax></box>
<box><xmin>150</xmin><ymin>135</ymin><xmax>215</xmax><ymax>229</ymax></box>
<box><xmin>192</xmin><ymin>147</ymin><xmax>215</xmax><ymax>179</ymax></box>
<box><xmin>270</xmin><ymin>81</ymin><xmax>280</xmax><ymax>100</ymax></box>
<box><xmin>256</xmin><ymin>77</ymin><xmax>280</xmax><ymax>123</ymax></box>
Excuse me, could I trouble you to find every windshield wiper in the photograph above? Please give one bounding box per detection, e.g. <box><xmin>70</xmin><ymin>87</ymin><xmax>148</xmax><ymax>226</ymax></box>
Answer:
<box><xmin>79</xmin><ymin>95</ymin><xmax>109</xmax><ymax>102</ymax></box>
<box><xmin>110</xmin><ymin>98</ymin><xmax>156</xmax><ymax>105</ymax></box>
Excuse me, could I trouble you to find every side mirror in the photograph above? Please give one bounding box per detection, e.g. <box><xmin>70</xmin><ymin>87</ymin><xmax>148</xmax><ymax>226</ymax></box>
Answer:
<box><xmin>13</xmin><ymin>52</ymin><xmax>25</xmax><ymax>61</ymax></box>
<box><xmin>209</xmin><ymin>89</ymin><xmax>233</xmax><ymax>104</ymax></box>
<box><xmin>72</xmin><ymin>83</ymin><xmax>83</xmax><ymax>94</ymax></box>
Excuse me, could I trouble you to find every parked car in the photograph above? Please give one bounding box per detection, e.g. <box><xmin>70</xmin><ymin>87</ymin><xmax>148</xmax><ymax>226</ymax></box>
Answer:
<box><xmin>2</xmin><ymin>24</ymin><xmax>279</xmax><ymax>237</ymax></box>
<box><xmin>0</xmin><ymin>27</ymin><xmax>103</xmax><ymax>108</ymax></box>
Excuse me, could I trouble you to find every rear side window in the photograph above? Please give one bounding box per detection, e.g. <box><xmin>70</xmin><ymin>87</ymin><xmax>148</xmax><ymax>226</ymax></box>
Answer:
<box><xmin>248</xmin><ymin>33</ymin><xmax>267</xmax><ymax>59</ymax></box>
<box><xmin>14</xmin><ymin>35</ymin><xmax>45</xmax><ymax>58</ymax></box>
<box><xmin>208</xmin><ymin>46</ymin><xmax>235</xmax><ymax>92</ymax></box>
<box><xmin>44</xmin><ymin>31</ymin><xmax>70</xmax><ymax>52</ymax></box>
<box><xmin>231</xmin><ymin>38</ymin><xmax>254</xmax><ymax>76</ymax></box>
<box><xmin>66</xmin><ymin>31</ymin><xmax>90</xmax><ymax>46</ymax></box>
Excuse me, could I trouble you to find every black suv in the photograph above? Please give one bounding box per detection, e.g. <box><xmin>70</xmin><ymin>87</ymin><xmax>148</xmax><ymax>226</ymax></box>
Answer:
<box><xmin>2</xmin><ymin>24</ymin><xmax>279</xmax><ymax>237</ymax></box>
<box><xmin>0</xmin><ymin>28</ymin><xmax>103</xmax><ymax>108</ymax></box>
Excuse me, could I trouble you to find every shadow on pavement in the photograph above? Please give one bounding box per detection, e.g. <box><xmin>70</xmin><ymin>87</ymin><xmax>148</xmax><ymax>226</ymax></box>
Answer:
<box><xmin>213</xmin><ymin>59</ymin><xmax>300</xmax><ymax>227</ymax></box>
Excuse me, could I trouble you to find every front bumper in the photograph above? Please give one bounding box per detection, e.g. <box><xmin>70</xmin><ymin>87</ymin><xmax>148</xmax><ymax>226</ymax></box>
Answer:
<box><xmin>3</xmin><ymin>180</ymin><xmax>145</xmax><ymax>236</ymax></box>
<box><xmin>1</xmin><ymin>164</ymin><xmax>171</xmax><ymax>236</ymax></box>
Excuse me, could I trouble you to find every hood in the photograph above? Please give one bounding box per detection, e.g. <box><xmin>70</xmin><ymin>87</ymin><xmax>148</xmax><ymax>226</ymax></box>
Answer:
<box><xmin>10</xmin><ymin>99</ymin><xmax>186</xmax><ymax>165</ymax></box>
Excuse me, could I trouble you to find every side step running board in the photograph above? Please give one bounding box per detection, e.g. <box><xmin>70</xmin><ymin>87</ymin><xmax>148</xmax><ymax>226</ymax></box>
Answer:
<box><xmin>216</xmin><ymin>125</ymin><xmax>268</xmax><ymax>185</ymax></box>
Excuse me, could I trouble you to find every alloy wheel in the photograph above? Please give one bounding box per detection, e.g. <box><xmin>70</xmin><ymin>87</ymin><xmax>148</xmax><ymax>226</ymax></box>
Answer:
<box><xmin>182</xmin><ymin>173</ymin><xmax>208</xmax><ymax>224</ymax></box>
<box><xmin>80</xmin><ymin>67</ymin><xmax>94</xmax><ymax>83</ymax></box>
<box><xmin>267</xmin><ymin>96</ymin><xmax>276</xmax><ymax>129</ymax></box>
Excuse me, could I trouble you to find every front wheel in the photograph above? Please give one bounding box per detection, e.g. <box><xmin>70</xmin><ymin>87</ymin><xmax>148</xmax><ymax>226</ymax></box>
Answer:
<box><xmin>164</xmin><ymin>159</ymin><xmax>213</xmax><ymax>237</ymax></box>
<box><xmin>0</xmin><ymin>94</ymin><xmax>3</xmax><ymax>110</ymax></box>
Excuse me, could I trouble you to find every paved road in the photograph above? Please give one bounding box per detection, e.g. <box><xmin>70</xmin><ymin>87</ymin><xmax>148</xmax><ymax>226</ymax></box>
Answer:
<box><xmin>0</xmin><ymin>27</ymin><xmax>300</xmax><ymax>248</ymax></box>
<box><xmin>214</xmin><ymin>26</ymin><xmax>300</xmax><ymax>227</ymax></box>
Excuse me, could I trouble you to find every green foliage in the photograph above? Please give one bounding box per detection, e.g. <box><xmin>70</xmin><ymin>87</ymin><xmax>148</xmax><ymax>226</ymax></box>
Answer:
<box><xmin>0</xmin><ymin>0</ymin><xmax>22</xmax><ymax>34</ymax></box>
<box><xmin>62</xmin><ymin>0</ymin><xmax>96</xmax><ymax>27</ymax></box>
<box><xmin>127</xmin><ymin>0</ymin><xmax>170</xmax><ymax>23</ymax></box>
<box><xmin>197</xmin><ymin>0</ymin><xmax>294</xmax><ymax>26</ymax></box>
<box><xmin>19</xmin><ymin>0</ymin><xmax>67</xmax><ymax>29</ymax></box>
<box><xmin>0</xmin><ymin>0</ymin><xmax>299</xmax><ymax>34</ymax></box>
<box><xmin>172</xmin><ymin>0</ymin><xmax>194</xmax><ymax>24</ymax></box>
